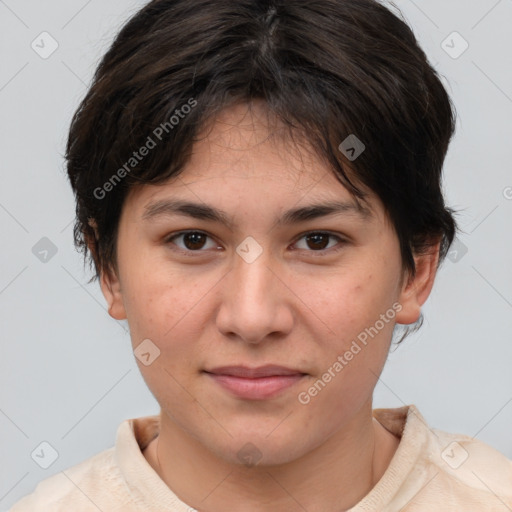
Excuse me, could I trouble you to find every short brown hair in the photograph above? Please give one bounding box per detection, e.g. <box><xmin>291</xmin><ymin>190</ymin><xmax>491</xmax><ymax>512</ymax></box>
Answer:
<box><xmin>66</xmin><ymin>0</ymin><xmax>458</xmax><ymax>286</ymax></box>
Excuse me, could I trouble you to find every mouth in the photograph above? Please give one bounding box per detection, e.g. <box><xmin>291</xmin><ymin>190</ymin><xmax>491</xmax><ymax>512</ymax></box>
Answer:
<box><xmin>203</xmin><ymin>365</ymin><xmax>308</xmax><ymax>400</ymax></box>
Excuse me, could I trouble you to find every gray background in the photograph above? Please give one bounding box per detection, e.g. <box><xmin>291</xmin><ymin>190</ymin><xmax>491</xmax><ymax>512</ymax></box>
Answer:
<box><xmin>1</xmin><ymin>0</ymin><xmax>511</xmax><ymax>509</ymax></box>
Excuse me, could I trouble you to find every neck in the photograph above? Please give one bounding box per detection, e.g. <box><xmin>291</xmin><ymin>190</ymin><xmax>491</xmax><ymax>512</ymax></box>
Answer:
<box><xmin>143</xmin><ymin>400</ymin><xmax>399</xmax><ymax>512</ymax></box>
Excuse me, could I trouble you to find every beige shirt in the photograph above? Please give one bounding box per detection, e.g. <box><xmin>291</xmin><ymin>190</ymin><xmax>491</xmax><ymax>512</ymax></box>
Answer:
<box><xmin>10</xmin><ymin>405</ymin><xmax>512</xmax><ymax>511</ymax></box>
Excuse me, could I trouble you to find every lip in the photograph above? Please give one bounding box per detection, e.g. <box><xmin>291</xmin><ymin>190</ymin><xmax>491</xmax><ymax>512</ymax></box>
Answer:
<box><xmin>204</xmin><ymin>365</ymin><xmax>307</xmax><ymax>400</ymax></box>
<box><xmin>205</xmin><ymin>365</ymin><xmax>306</xmax><ymax>378</ymax></box>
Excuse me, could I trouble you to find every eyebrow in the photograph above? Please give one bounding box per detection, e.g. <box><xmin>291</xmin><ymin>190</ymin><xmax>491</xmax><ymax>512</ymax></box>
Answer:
<box><xmin>141</xmin><ymin>198</ymin><xmax>373</xmax><ymax>228</ymax></box>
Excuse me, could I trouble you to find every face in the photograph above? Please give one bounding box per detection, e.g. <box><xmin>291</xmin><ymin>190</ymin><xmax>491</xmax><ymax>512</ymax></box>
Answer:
<box><xmin>101</xmin><ymin>101</ymin><xmax>437</xmax><ymax>466</ymax></box>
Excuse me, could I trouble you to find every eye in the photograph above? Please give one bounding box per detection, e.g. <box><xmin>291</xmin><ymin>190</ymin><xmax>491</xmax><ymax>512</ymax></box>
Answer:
<box><xmin>164</xmin><ymin>230</ymin><xmax>347</xmax><ymax>256</ymax></box>
<box><xmin>165</xmin><ymin>231</ymin><xmax>221</xmax><ymax>253</ymax></box>
<box><xmin>292</xmin><ymin>231</ymin><xmax>346</xmax><ymax>255</ymax></box>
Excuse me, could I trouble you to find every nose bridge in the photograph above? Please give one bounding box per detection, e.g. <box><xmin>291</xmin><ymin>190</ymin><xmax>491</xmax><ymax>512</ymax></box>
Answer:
<box><xmin>216</xmin><ymin>239</ymin><xmax>293</xmax><ymax>343</ymax></box>
<box><xmin>231</xmin><ymin>241</ymin><xmax>277</xmax><ymax>311</ymax></box>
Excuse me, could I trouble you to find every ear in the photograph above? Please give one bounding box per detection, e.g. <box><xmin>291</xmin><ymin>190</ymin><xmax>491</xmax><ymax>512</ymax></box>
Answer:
<box><xmin>99</xmin><ymin>267</ymin><xmax>127</xmax><ymax>321</ymax></box>
<box><xmin>395</xmin><ymin>241</ymin><xmax>441</xmax><ymax>325</ymax></box>
<box><xmin>86</xmin><ymin>221</ymin><xmax>127</xmax><ymax>321</ymax></box>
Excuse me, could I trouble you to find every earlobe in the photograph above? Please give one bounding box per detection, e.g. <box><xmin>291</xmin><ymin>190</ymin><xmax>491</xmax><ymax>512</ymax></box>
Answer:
<box><xmin>99</xmin><ymin>267</ymin><xmax>127</xmax><ymax>320</ymax></box>
<box><xmin>395</xmin><ymin>242</ymin><xmax>440</xmax><ymax>325</ymax></box>
<box><xmin>86</xmin><ymin>224</ymin><xmax>127</xmax><ymax>321</ymax></box>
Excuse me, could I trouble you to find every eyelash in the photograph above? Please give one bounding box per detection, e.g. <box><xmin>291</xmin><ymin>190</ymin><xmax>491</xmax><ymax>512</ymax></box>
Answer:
<box><xmin>164</xmin><ymin>230</ymin><xmax>347</xmax><ymax>257</ymax></box>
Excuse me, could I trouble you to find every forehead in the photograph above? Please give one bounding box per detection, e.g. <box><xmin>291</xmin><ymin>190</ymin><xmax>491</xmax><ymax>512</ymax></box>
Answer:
<box><xmin>123</xmin><ymin>101</ymin><xmax>384</xmax><ymax>224</ymax></box>
<box><xmin>186</xmin><ymin>101</ymin><xmax>328</xmax><ymax>186</ymax></box>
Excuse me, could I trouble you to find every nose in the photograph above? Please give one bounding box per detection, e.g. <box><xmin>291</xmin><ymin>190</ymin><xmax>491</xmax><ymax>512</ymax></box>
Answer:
<box><xmin>215</xmin><ymin>244</ymin><xmax>294</xmax><ymax>345</ymax></box>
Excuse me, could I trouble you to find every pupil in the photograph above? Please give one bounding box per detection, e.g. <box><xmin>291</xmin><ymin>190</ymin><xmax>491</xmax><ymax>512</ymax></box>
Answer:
<box><xmin>182</xmin><ymin>233</ymin><xmax>329</xmax><ymax>251</ymax></box>
<box><xmin>185</xmin><ymin>232</ymin><xmax>205</xmax><ymax>250</ymax></box>
<box><xmin>307</xmin><ymin>234</ymin><xmax>328</xmax><ymax>250</ymax></box>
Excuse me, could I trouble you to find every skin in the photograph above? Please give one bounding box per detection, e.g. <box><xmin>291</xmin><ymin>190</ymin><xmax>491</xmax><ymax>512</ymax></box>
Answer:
<box><xmin>98</xmin><ymin>101</ymin><xmax>440</xmax><ymax>512</ymax></box>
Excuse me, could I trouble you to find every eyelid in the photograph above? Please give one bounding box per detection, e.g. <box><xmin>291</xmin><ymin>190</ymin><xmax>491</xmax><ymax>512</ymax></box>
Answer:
<box><xmin>164</xmin><ymin>229</ymin><xmax>348</xmax><ymax>256</ymax></box>
<box><xmin>164</xmin><ymin>230</ymin><xmax>221</xmax><ymax>253</ymax></box>
<box><xmin>291</xmin><ymin>230</ymin><xmax>347</xmax><ymax>255</ymax></box>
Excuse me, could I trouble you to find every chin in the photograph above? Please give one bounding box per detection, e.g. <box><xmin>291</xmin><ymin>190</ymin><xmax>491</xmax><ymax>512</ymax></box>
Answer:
<box><xmin>207</xmin><ymin>432</ymin><xmax>310</xmax><ymax>469</ymax></box>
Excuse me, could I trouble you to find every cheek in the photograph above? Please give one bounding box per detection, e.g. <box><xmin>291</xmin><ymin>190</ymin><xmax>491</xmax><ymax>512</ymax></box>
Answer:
<box><xmin>124</xmin><ymin>271</ymin><xmax>207</xmax><ymax>407</ymax></box>
<box><xmin>300</xmin><ymin>269</ymin><xmax>396</xmax><ymax>380</ymax></box>
<box><xmin>121</xmin><ymin>261</ymin><xmax>177</xmax><ymax>329</ymax></box>
<box><xmin>298</xmin><ymin>270</ymin><xmax>387</xmax><ymax>337</ymax></box>
<box><xmin>122</xmin><ymin>267</ymin><xmax>216</xmax><ymax>362</ymax></box>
